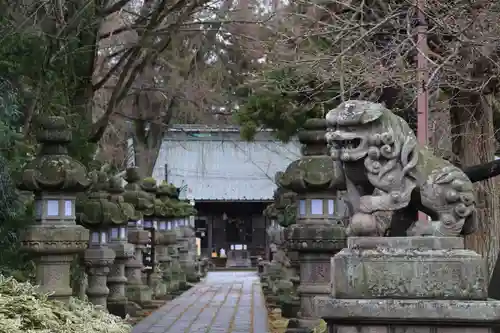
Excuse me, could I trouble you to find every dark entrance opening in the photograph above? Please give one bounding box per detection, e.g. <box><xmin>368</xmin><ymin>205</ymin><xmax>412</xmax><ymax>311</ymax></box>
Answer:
<box><xmin>195</xmin><ymin>218</ymin><xmax>207</xmax><ymax>250</ymax></box>
<box><xmin>225</xmin><ymin>218</ymin><xmax>243</xmax><ymax>243</ymax></box>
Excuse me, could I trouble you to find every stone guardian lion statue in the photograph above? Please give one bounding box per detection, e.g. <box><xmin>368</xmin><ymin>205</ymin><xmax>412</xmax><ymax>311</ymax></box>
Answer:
<box><xmin>325</xmin><ymin>100</ymin><xmax>476</xmax><ymax>237</ymax></box>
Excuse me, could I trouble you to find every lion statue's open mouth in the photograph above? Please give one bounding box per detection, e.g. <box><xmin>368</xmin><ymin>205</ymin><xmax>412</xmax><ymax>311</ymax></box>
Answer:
<box><xmin>326</xmin><ymin>130</ymin><xmax>366</xmax><ymax>161</ymax></box>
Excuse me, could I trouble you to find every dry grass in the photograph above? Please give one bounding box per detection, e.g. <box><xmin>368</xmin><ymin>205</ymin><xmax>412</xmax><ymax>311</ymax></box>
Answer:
<box><xmin>266</xmin><ymin>305</ymin><xmax>327</xmax><ymax>333</ymax></box>
<box><xmin>267</xmin><ymin>308</ymin><xmax>289</xmax><ymax>333</ymax></box>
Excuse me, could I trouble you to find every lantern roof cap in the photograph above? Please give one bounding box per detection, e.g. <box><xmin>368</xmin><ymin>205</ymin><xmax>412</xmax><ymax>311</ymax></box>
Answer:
<box><xmin>277</xmin><ymin>118</ymin><xmax>344</xmax><ymax>193</ymax></box>
<box><xmin>77</xmin><ymin>171</ymin><xmax>128</xmax><ymax>228</ymax></box>
<box><xmin>18</xmin><ymin>116</ymin><xmax>91</xmax><ymax>193</ymax></box>
<box><xmin>122</xmin><ymin>167</ymin><xmax>154</xmax><ymax>218</ymax></box>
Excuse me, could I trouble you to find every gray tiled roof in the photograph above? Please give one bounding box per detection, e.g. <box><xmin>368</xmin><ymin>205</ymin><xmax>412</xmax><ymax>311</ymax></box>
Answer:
<box><xmin>152</xmin><ymin>126</ymin><xmax>300</xmax><ymax>201</ymax></box>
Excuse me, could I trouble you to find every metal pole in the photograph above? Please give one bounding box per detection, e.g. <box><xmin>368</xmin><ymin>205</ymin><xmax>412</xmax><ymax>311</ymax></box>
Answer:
<box><xmin>416</xmin><ymin>0</ymin><xmax>429</xmax><ymax>221</ymax></box>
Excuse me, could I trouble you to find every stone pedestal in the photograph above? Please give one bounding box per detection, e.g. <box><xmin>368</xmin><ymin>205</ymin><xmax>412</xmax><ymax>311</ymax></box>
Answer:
<box><xmin>178</xmin><ymin>226</ymin><xmax>199</xmax><ymax>283</ymax></box>
<box><xmin>126</xmin><ymin>226</ymin><xmax>152</xmax><ymax>309</ymax></box>
<box><xmin>226</xmin><ymin>250</ymin><xmax>251</xmax><ymax>268</ymax></box>
<box><xmin>168</xmin><ymin>244</ymin><xmax>182</xmax><ymax>291</ymax></box>
<box><xmin>22</xmin><ymin>225</ymin><xmax>89</xmax><ymax>303</ymax></box>
<box><xmin>108</xmin><ymin>241</ymin><xmax>134</xmax><ymax>317</ymax></box>
<box><xmin>84</xmin><ymin>245</ymin><xmax>116</xmax><ymax>309</ymax></box>
<box><xmin>314</xmin><ymin>236</ymin><xmax>500</xmax><ymax>332</ymax></box>
<box><xmin>175</xmin><ymin>228</ymin><xmax>187</xmax><ymax>288</ymax></box>
<box><xmin>285</xmin><ymin>222</ymin><xmax>345</xmax><ymax>332</ymax></box>
<box><xmin>154</xmin><ymin>230</ymin><xmax>177</xmax><ymax>298</ymax></box>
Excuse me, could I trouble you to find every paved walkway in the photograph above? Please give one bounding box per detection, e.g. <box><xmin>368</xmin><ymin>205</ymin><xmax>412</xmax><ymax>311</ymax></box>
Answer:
<box><xmin>132</xmin><ymin>271</ymin><xmax>269</xmax><ymax>333</ymax></box>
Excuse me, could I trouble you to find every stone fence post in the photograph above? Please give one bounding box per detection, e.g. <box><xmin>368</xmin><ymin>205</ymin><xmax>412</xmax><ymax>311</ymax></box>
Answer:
<box><xmin>18</xmin><ymin>116</ymin><xmax>90</xmax><ymax>303</ymax></box>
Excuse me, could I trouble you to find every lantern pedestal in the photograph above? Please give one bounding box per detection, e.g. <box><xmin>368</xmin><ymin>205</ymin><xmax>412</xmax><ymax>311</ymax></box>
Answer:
<box><xmin>108</xmin><ymin>241</ymin><xmax>134</xmax><ymax>318</ymax></box>
<box><xmin>22</xmin><ymin>224</ymin><xmax>89</xmax><ymax>303</ymax></box>
<box><xmin>179</xmin><ymin>226</ymin><xmax>199</xmax><ymax>283</ymax></box>
<box><xmin>174</xmin><ymin>228</ymin><xmax>188</xmax><ymax>289</ymax></box>
<box><xmin>126</xmin><ymin>227</ymin><xmax>152</xmax><ymax>309</ymax></box>
<box><xmin>84</xmin><ymin>245</ymin><xmax>116</xmax><ymax>309</ymax></box>
<box><xmin>154</xmin><ymin>230</ymin><xmax>177</xmax><ymax>299</ymax></box>
<box><xmin>285</xmin><ymin>222</ymin><xmax>345</xmax><ymax>332</ymax></box>
<box><xmin>168</xmin><ymin>244</ymin><xmax>182</xmax><ymax>292</ymax></box>
<box><xmin>148</xmin><ymin>268</ymin><xmax>162</xmax><ymax>298</ymax></box>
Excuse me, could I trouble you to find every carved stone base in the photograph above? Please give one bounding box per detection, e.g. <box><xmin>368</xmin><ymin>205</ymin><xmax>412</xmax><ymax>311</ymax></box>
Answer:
<box><xmin>148</xmin><ymin>270</ymin><xmax>162</xmax><ymax>297</ymax></box>
<box><xmin>21</xmin><ymin>224</ymin><xmax>89</xmax><ymax>303</ymax></box>
<box><xmin>107</xmin><ymin>241</ymin><xmax>133</xmax><ymax>317</ymax></box>
<box><xmin>182</xmin><ymin>261</ymin><xmax>200</xmax><ymax>283</ymax></box>
<box><xmin>108</xmin><ymin>301</ymin><xmax>128</xmax><ymax>319</ymax></box>
<box><xmin>84</xmin><ymin>246</ymin><xmax>116</xmax><ymax>309</ymax></box>
<box><xmin>332</xmin><ymin>237</ymin><xmax>486</xmax><ymax>300</ymax></box>
<box><xmin>127</xmin><ymin>283</ymin><xmax>153</xmax><ymax>306</ymax></box>
<box><xmin>315</xmin><ymin>299</ymin><xmax>500</xmax><ymax>332</ymax></box>
<box><xmin>314</xmin><ymin>236</ymin><xmax>500</xmax><ymax>332</ymax></box>
<box><xmin>286</xmin><ymin>222</ymin><xmax>346</xmax><ymax>326</ymax></box>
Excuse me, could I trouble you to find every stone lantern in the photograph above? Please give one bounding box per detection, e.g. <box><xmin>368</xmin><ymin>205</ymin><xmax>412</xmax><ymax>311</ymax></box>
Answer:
<box><xmin>122</xmin><ymin>167</ymin><xmax>154</xmax><ymax>309</ymax></box>
<box><xmin>177</xmin><ymin>200</ymin><xmax>199</xmax><ymax>283</ymax></box>
<box><xmin>18</xmin><ymin>116</ymin><xmax>90</xmax><ymax>303</ymax></box>
<box><xmin>167</xmin><ymin>191</ymin><xmax>188</xmax><ymax>290</ymax></box>
<box><xmin>263</xmin><ymin>202</ymin><xmax>279</xmax><ymax>262</ymax></box>
<box><xmin>106</xmin><ymin>176</ymin><xmax>135</xmax><ymax>318</ymax></box>
<box><xmin>140</xmin><ymin>178</ymin><xmax>163</xmax><ymax>294</ymax></box>
<box><xmin>78</xmin><ymin>171</ymin><xmax>117</xmax><ymax>309</ymax></box>
<box><xmin>155</xmin><ymin>182</ymin><xmax>179</xmax><ymax>298</ymax></box>
<box><xmin>277</xmin><ymin>118</ymin><xmax>346</xmax><ymax>332</ymax></box>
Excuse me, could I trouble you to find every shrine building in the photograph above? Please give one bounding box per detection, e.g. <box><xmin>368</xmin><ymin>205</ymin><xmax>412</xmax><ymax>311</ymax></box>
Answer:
<box><xmin>152</xmin><ymin>124</ymin><xmax>300</xmax><ymax>266</ymax></box>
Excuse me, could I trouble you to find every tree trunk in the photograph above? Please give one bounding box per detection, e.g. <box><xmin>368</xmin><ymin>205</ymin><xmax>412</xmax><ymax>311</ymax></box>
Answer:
<box><xmin>132</xmin><ymin>114</ymin><xmax>165</xmax><ymax>179</ymax></box>
<box><xmin>450</xmin><ymin>92</ymin><xmax>500</xmax><ymax>276</ymax></box>
<box><xmin>133</xmin><ymin>136</ymin><xmax>163</xmax><ymax>179</ymax></box>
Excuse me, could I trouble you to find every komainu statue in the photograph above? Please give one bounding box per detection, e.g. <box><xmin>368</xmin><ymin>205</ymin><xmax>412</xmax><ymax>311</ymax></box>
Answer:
<box><xmin>325</xmin><ymin>100</ymin><xmax>476</xmax><ymax>237</ymax></box>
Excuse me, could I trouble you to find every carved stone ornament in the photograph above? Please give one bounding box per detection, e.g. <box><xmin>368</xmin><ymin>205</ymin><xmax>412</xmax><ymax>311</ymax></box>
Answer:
<box><xmin>277</xmin><ymin>118</ymin><xmax>344</xmax><ymax>193</ymax></box>
<box><xmin>78</xmin><ymin>171</ymin><xmax>126</xmax><ymax>230</ymax></box>
<box><xmin>325</xmin><ymin>100</ymin><xmax>477</xmax><ymax>237</ymax></box>
<box><xmin>156</xmin><ymin>182</ymin><xmax>177</xmax><ymax>219</ymax></box>
<box><xmin>123</xmin><ymin>167</ymin><xmax>154</xmax><ymax>217</ymax></box>
<box><xmin>108</xmin><ymin>175</ymin><xmax>137</xmax><ymax>224</ymax></box>
<box><xmin>286</xmin><ymin>224</ymin><xmax>346</xmax><ymax>251</ymax></box>
<box><xmin>141</xmin><ymin>178</ymin><xmax>163</xmax><ymax>220</ymax></box>
<box><xmin>18</xmin><ymin>116</ymin><xmax>91</xmax><ymax>193</ymax></box>
<box><xmin>156</xmin><ymin>181</ymin><xmax>197</xmax><ymax>219</ymax></box>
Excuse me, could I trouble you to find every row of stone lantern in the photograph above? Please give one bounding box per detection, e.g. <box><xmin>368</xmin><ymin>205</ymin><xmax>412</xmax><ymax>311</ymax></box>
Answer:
<box><xmin>17</xmin><ymin>116</ymin><xmax>202</xmax><ymax>317</ymax></box>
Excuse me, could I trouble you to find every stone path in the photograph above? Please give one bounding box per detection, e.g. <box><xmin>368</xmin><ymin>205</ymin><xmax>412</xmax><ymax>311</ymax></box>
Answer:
<box><xmin>132</xmin><ymin>271</ymin><xmax>269</xmax><ymax>333</ymax></box>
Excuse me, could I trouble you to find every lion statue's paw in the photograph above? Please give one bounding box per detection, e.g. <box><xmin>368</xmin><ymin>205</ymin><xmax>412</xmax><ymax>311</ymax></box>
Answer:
<box><xmin>407</xmin><ymin>220</ymin><xmax>439</xmax><ymax>236</ymax></box>
<box><xmin>347</xmin><ymin>213</ymin><xmax>383</xmax><ymax>237</ymax></box>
